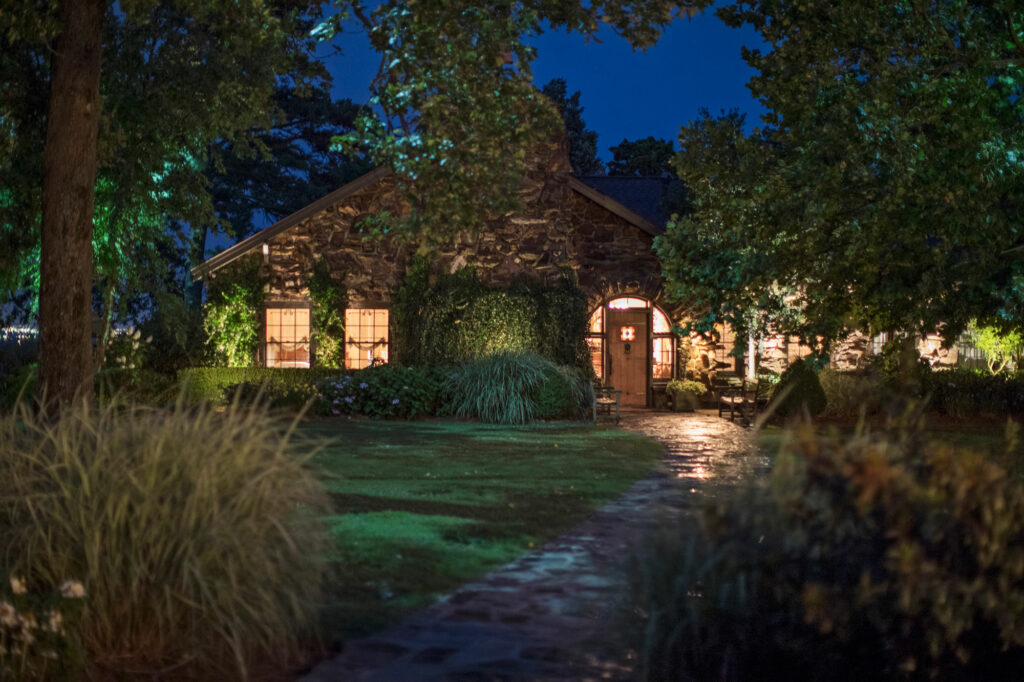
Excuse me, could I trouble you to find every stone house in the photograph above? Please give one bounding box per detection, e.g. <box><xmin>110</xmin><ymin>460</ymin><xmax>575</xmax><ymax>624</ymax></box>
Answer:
<box><xmin>193</xmin><ymin>140</ymin><xmax>695</xmax><ymax>407</ymax></box>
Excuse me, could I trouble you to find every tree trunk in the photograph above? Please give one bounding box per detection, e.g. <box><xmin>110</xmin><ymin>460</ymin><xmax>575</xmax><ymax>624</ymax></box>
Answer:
<box><xmin>38</xmin><ymin>0</ymin><xmax>105</xmax><ymax>412</ymax></box>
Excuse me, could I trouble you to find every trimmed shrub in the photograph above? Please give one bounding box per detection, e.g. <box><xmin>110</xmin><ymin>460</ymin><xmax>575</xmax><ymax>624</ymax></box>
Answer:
<box><xmin>628</xmin><ymin>414</ymin><xmax>1024</xmax><ymax>681</ymax></box>
<box><xmin>178</xmin><ymin>366</ymin><xmax>338</xmax><ymax>403</ymax></box>
<box><xmin>0</xmin><ymin>399</ymin><xmax>330</xmax><ymax>678</ymax></box>
<box><xmin>316</xmin><ymin>365</ymin><xmax>448</xmax><ymax>418</ymax></box>
<box><xmin>818</xmin><ymin>368</ymin><xmax>885</xmax><ymax>419</ymax></box>
<box><xmin>445</xmin><ymin>352</ymin><xmax>586</xmax><ymax>424</ymax></box>
<box><xmin>770</xmin><ymin>359</ymin><xmax>827</xmax><ymax>418</ymax></box>
<box><xmin>924</xmin><ymin>368</ymin><xmax>1024</xmax><ymax>418</ymax></box>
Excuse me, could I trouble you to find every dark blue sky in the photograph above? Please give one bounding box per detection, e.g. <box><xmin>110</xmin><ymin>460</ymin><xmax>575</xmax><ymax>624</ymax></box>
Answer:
<box><xmin>322</xmin><ymin>8</ymin><xmax>766</xmax><ymax>162</ymax></box>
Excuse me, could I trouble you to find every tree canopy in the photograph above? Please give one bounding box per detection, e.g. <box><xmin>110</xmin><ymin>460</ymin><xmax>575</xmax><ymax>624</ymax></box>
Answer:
<box><xmin>541</xmin><ymin>77</ymin><xmax>604</xmax><ymax>176</ymax></box>
<box><xmin>659</xmin><ymin>1</ymin><xmax>1024</xmax><ymax>345</ymax></box>
<box><xmin>324</xmin><ymin>1</ymin><xmax>711</xmax><ymax>241</ymax></box>
<box><xmin>607</xmin><ymin>136</ymin><xmax>674</xmax><ymax>176</ymax></box>
<box><xmin>0</xmin><ymin>0</ymin><xmax>328</xmax><ymax>406</ymax></box>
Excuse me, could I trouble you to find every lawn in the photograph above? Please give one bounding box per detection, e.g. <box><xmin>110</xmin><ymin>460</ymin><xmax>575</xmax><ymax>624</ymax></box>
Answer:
<box><xmin>299</xmin><ymin>418</ymin><xmax>663</xmax><ymax>645</ymax></box>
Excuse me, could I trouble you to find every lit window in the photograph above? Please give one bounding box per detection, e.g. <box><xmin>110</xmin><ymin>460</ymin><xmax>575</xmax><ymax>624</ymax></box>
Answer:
<box><xmin>653</xmin><ymin>337</ymin><xmax>674</xmax><ymax>379</ymax></box>
<box><xmin>588</xmin><ymin>307</ymin><xmax>603</xmax><ymax>333</ymax></box>
<box><xmin>653</xmin><ymin>308</ymin><xmax>671</xmax><ymax>334</ymax></box>
<box><xmin>266</xmin><ymin>308</ymin><xmax>310</xmax><ymax>368</ymax></box>
<box><xmin>607</xmin><ymin>297</ymin><xmax>649</xmax><ymax>310</ymax></box>
<box><xmin>620</xmin><ymin>325</ymin><xmax>636</xmax><ymax>342</ymax></box>
<box><xmin>345</xmin><ymin>308</ymin><xmax>389</xmax><ymax>369</ymax></box>
<box><xmin>586</xmin><ymin>337</ymin><xmax>604</xmax><ymax>381</ymax></box>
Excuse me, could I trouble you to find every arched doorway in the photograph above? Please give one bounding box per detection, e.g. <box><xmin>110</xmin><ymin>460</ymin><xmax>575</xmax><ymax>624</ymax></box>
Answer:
<box><xmin>586</xmin><ymin>297</ymin><xmax>675</xmax><ymax>407</ymax></box>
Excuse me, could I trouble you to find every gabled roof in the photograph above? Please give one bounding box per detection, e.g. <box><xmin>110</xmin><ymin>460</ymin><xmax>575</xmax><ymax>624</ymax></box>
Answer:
<box><xmin>192</xmin><ymin>166</ymin><xmax>661</xmax><ymax>280</ymax></box>
<box><xmin>576</xmin><ymin>175</ymin><xmax>682</xmax><ymax>229</ymax></box>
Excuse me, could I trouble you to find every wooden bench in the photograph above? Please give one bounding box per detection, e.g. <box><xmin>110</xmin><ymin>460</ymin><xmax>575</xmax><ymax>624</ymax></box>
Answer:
<box><xmin>593</xmin><ymin>386</ymin><xmax>622</xmax><ymax>423</ymax></box>
<box><xmin>714</xmin><ymin>375</ymin><xmax>759</xmax><ymax>425</ymax></box>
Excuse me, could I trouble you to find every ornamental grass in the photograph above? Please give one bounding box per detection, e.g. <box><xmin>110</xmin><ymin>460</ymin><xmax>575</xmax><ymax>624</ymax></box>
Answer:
<box><xmin>0</xmin><ymin>397</ymin><xmax>331</xmax><ymax>679</ymax></box>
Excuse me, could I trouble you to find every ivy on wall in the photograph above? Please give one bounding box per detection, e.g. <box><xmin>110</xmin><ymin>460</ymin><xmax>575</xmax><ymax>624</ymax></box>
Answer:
<box><xmin>204</xmin><ymin>254</ymin><xmax>265</xmax><ymax>368</ymax></box>
<box><xmin>308</xmin><ymin>257</ymin><xmax>347</xmax><ymax>369</ymax></box>
<box><xmin>391</xmin><ymin>257</ymin><xmax>589</xmax><ymax>371</ymax></box>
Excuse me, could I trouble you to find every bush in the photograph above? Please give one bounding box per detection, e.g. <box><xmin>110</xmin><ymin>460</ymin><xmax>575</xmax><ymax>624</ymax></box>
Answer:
<box><xmin>95</xmin><ymin>368</ymin><xmax>178</xmax><ymax>406</ymax></box>
<box><xmin>628</xmin><ymin>413</ymin><xmax>1024</xmax><ymax>681</ymax></box>
<box><xmin>0</xmin><ymin>399</ymin><xmax>330</xmax><ymax>678</ymax></box>
<box><xmin>223</xmin><ymin>379</ymin><xmax>319</xmax><ymax>411</ymax></box>
<box><xmin>770</xmin><ymin>359</ymin><xmax>827</xmax><ymax>418</ymax></box>
<box><xmin>445</xmin><ymin>352</ymin><xmax>587</xmax><ymax>424</ymax></box>
<box><xmin>178</xmin><ymin>366</ymin><xmax>338</xmax><ymax>404</ymax></box>
<box><xmin>818</xmin><ymin>369</ymin><xmax>885</xmax><ymax>419</ymax></box>
<box><xmin>316</xmin><ymin>365</ymin><xmax>449</xmax><ymax>418</ymax></box>
<box><xmin>924</xmin><ymin>368</ymin><xmax>1024</xmax><ymax>418</ymax></box>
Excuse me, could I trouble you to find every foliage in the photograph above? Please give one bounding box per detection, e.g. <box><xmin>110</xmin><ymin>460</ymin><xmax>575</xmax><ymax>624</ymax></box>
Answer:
<box><xmin>0</xmin><ymin>363</ymin><xmax>37</xmax><ymax>412</ymax></box>
<box><xmin>391</xmin><ymin>259</ymin><xmax>590</xmax><ymax>370</ymax></box>
<box><xmin>445</xmin><ymin>352</ymin><xmax>586</xmax><ymax>424</ymax></box>
<box><xmin>178</xmin><ymin>366</ymin><xmax>339</xmax><ymax>404</ymax></box>
<box><xmin>138</xmin><ymin>291</ymin><xmax>207</xmax><ymax>376</ymax></box>
<box><xmin>203</xmin><ymin>255</ymin><xmax>265</xmax><ymax>367</ymax></box>
<box><xmin>818</xmin><ymin>369</ymin><xmax>884</xmax><ymax>419</ymax></box>
<box><xmin>873</xmin><ymin>337</ymin><xmax>933</xmax><ymax>399</ymax></box>
<box><xmin>967</xmin><ymin>320</ymin><xmax>1024</xmax><ymax>376</ymax></box>
<box><xmin>316</xmin><ymin>365</ymin><xmax>450</xmax><ymax>419</ymax></box>
<box><xmin>0</xmin><ymin>398</ymin><xmax>331</xmax><ymax>678</ymax></box>
<box><xmin>607</xmin><ymin>136</ymin><xmax>674</xmax><ymax>177</ymax></box>
<box><xmin>656</xmin><ymin>109</ymin><xmax>813</xmax><ymax>343</ymax></box>
<box><xmin>325</xmin><ymin>0</ymin><xmax>708</xmax><ymax>241</ymax></box>
<box><xmin>0</xmin><ymin>577</ymin><xmax>86</xmax><ymax>681</ymax></box>
<box><xmin>533</xmin><ymin>365</ymin><xmax>589</xmax><ymax>420</ymax></box>
<box><xmin>924</xmin><ymin>369</ymin><xmax>1024</xmax><ymax>419</ymax></box>
<box><xmin>308</xmin><ymin>257</ymin><xmax>347</xmax><ymax>369</ymax></box>
<box><xmin>223</xmin><ymin>379</ymin><xmax>318</xmax><ymax>412</ymax></box>
<box><xmin>95</xmin><ymin>369</ymin><xmax>179</xmax><ymax>407</ymax></box>
<box><xmin>629</xmin><ymin>412</ymin><xmax>1024</xmax><ymax>680</ymax></box>
<box><xmin>666</xmin><ymin>378</ymin><xmax>708</xmax><ymax>397</ymax></box>
<box><xmin>770</xmin><ymin>359</ymin><xmax>827</xmax><ymax>418</ymax></box>
<box><xmin>540</xmin><ymin>78</ymin><xmax>603</xmax><ymax>175</ymax></box>
<box><xmin>664</xmin><ymin>1</ymin><xmax>1024</xmax><ymax>344</ymax></box>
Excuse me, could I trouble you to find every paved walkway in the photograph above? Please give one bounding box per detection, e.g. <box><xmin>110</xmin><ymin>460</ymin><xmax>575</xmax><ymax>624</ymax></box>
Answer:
<box><xmin>301</xmin><ymin>410</ymin><xmax>768</xmax><ymax>681</ymax></box>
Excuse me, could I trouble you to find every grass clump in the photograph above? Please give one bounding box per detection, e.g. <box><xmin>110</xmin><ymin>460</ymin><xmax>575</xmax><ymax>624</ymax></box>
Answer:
<box><xmin>446</xmin><ymin>352</ymin><xmax>587</xmax><ymax>424</ymax></box>
<box><xmin>629</xmin><ymin>411</ymin><xmax>1024</xmax><ymax>681</ymax></box>
<box><xmin>0</xmin><ymin>398</ymin><xmax>331</xmax><ymax>679</ymax></box>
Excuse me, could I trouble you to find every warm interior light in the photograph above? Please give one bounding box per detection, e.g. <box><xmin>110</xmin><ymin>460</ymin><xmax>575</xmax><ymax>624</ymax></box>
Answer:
<box><xmin>620</xmin><ymin>326</ymin><xmax>636</xmax><ymax>342</ymax></box>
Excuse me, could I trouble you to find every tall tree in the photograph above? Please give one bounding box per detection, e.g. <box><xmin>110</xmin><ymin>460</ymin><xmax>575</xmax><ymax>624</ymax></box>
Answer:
<box><xmin>541</xmin><ymin>78</ymin><xmax>604</xmax><ymax>176</ymax></box>
<box><xmin>37</xmin><ymin>0</ymin><xmax>104</xmax><ymax>409</ymax></box>
<box><xmin>0</xmin><ymin>0</ymin><xmax>325</xmax><ymax>409</ymax></box>
<box><xmin>325</xmin><ymin>1</ymin><xmax>711</xmax><ymax>242</ymax></box>
<box><xmin>607</xmin><ymin>136</ymin><xmax>674</xmax><ymax>176</ymax></box>
<box><xmin>661</xmin><ymin>1</ymin><xmax>1024</xmax><ymax>346</ymax></box>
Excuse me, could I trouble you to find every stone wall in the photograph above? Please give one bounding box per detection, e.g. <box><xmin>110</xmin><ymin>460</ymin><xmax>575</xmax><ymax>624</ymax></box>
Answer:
<box><xmin>247</xmin><ymin>138</ymin><xmax>684</xmax><ymax>325</ymax></box>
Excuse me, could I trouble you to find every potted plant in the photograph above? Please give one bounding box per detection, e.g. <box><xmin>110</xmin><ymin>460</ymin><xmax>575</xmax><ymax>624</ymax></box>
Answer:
<box><xmin>666</xmin><ymin>378</ymin><xmax>708</xmax><ymax>412</ymax></box>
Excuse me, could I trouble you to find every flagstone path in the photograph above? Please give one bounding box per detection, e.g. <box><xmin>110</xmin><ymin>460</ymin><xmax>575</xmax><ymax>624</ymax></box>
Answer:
<box><xmin>301</xmin><ymin>410</ymin><xmax>769</xmax><ymax>681</ymax></box>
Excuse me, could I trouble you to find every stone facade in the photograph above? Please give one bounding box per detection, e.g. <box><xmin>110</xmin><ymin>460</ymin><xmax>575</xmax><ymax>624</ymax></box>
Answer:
<box><xmin>222</xmin><ymin>139</ymin><xmax>683</xmax><ymax>323</ymax></box>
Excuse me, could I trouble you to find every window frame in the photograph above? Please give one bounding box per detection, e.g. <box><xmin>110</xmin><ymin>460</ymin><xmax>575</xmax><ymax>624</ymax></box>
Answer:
<box><xmin>263</xmin><ymin>301</ymin><xmax>313</xmax><ymax>369</ymax></box>
<box><xmin>344</xmin><ymin>306</ymin><xmax>390</xmax><ymax>369</ymax></box>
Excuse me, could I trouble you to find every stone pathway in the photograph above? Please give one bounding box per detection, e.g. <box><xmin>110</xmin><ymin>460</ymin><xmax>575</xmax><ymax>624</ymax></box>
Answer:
<box><xmin>301</xmin><ymin>410</ymin><xmax>768</xmax><ymax>681</ymax></box>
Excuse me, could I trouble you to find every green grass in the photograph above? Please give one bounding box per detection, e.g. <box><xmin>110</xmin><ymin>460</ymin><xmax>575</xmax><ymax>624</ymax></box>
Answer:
<box><xmin>300</xmin><ymin>419</ymin><xmax>663</xmax><ymax>644</ymax></box>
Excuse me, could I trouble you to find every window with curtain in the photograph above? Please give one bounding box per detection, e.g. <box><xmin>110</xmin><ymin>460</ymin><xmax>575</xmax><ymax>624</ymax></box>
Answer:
<box><xmin>265</xmin><ymin>307</ymin><xmax>310</xmax><ymax>368</ymax></box>
<box><xmin>344</xmin><ymin>308</ymin><xmax>389</xmax><ymax>369</ymax></box>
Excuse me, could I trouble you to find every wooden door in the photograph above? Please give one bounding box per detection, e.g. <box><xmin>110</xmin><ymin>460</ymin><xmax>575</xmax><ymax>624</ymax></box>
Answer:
<box><xmin>606</xmin><ymin>307</ymin><xmax>648</xmax><ymax>407</ymax></box>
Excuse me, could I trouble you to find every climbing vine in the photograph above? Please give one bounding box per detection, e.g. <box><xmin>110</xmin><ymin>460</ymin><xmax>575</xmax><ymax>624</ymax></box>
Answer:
<box><xmin>391</xmin><ymin>257</ymin><xmax>589</xmax><ymax>370</ymax></box>
<box><xmin>308</xmin><ymin>257</ymin><xmax>347</xmax><ymax>369</ymax></box>
<box><xmin>204</xmin><ymin>255</ymin><xmax>264</xmax><ymax>367</ymax></box>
